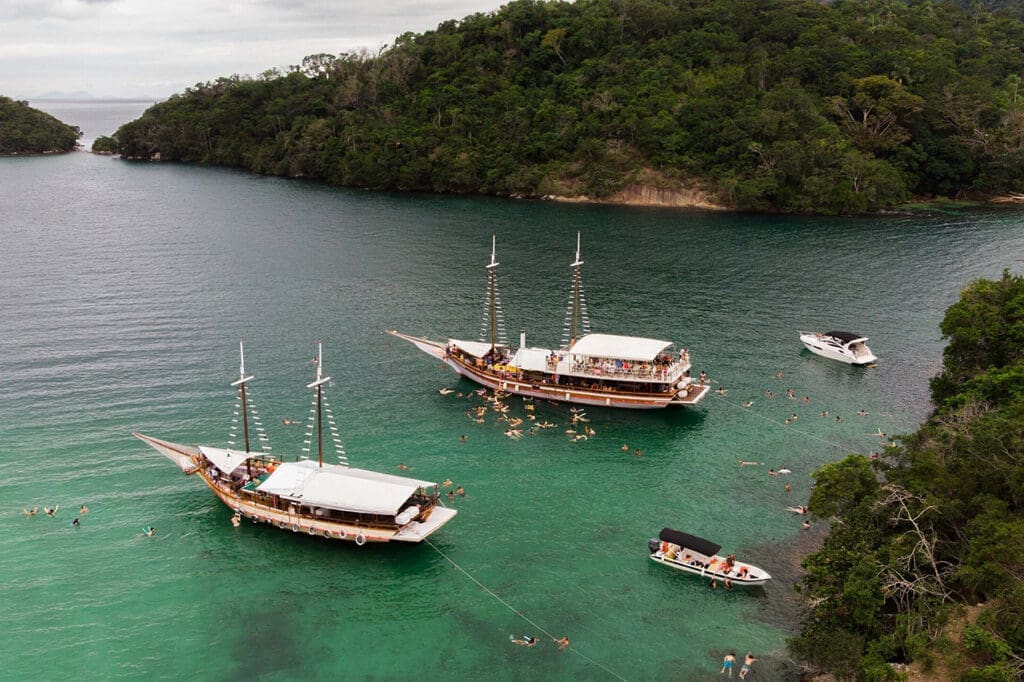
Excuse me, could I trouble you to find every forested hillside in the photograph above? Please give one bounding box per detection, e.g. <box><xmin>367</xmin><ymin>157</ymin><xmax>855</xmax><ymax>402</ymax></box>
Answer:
<box><xmin>0</xmin><ymin>97</ymin><xmax>81</xmax><ymax>154</ymax></box>
<box><xmin>101</xmin><ymin>0</ymin><xmax>1024</xmax><ymax>213</ymax></box>
<box><xmin>793</xmin><ymin>271</ymin><xmax>1024</xmax><ymax>679</ymax></box>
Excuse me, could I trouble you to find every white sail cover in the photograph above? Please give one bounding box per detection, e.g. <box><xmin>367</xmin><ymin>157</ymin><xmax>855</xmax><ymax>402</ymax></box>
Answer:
<box><xmin>512</xmin><ymin>347</ymin><xmax>555</xmax><ymax>373</ymax></box>
<box><xmin>198</xmin><ymin>445</ymin><xmax>258</xmax><ymax>475</ymax></box>
<box><xmin>257</xmin><ymin>461</ymin><xmax>435</xmax><ymax>515</ymax></box>
<box><xmin>568</xmin><ymin>333</ymin><xmax>672</xmax><ymax>361</ymax></box>
<box><xmin>448</xmin><ymin>339</ymin><xmax>501</xmax><ymax>358</ymax></box>
<box><xmin>256</xmin><ymin>460</ymin><xmax>318</xmax><ymax>498</ymax></box>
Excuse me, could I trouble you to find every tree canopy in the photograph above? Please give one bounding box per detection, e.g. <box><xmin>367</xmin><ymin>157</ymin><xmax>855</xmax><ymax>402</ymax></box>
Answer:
<box><xmin>793</xmin><ymin>270</ymin><xmax>1024</xmax><ymax>680</ymax></box>
<box><xmin>100</xmin><ymin>0</ymin><xmax>1024</xmax><ymax>213</ymax></box>
<box><xmin>0</xmin><ymin>96</ymin><xmax>81</xmax><ymax>155</ymax></box>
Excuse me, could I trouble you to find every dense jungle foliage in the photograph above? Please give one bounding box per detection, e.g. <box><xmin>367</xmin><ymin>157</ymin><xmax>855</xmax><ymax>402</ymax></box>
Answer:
<box><xmin>0</xmin><ymin>96</ymin><xmax>81</xmax><ymax>154</ymax></box>
<box><xmin>793</xmin><ymin>271</ymin><xmax>1024</xmax><ymax>680</ymax></box>
<box><xmin>101</xmin><ymin>0</ymin><xmax>1024</xmax><ymax>213</ymax></box>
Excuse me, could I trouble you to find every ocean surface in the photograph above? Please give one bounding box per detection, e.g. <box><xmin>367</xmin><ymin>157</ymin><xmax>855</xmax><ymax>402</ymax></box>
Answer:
<box><xmin>2</xmin><ymin>100</ymin><xmax>1023</xmax><ymax>681</ymax></box>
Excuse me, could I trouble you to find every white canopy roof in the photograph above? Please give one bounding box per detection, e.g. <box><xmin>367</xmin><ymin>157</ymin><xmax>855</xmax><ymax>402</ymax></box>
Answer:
<box><xmin>256</xmin><ymin>460</ymin><xmax>318</xmax><ymax>498</ymax></box>
<box><xmin>512</xmin><ymin>347</ymin><xmax>554</xmax><ymax>373</ymax></box>
<box><xmin>199</xmin><ymin>445</ymin><xmax>257</xmax><ymax>475</ymax></box>
<box><xmin>449</xmin><ymin>339</ymin><xmax>502</xmax><ymax>358</ymax></box>
<box><xmin>256</xmin><ymin>461</ymin><xmax>436</xmax><ymax>515</ymax></box>
<box><xmin>568</xmin><ymin>333</ymin><xmax>673</xmax><ymax>361</ymax></box>
<box><xmin>300</xmin><ymin>470</ymin><xmax>420</xmax><ymax>515</ymax></box>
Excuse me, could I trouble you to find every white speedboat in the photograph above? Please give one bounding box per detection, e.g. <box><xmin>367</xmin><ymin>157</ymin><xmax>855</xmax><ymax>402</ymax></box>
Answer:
<box><xmin>799</xmin><ymin>330</ymin><xmax>877</xmax><ymax>365</ymax></box>
<box><xmin>647</xmin><ymin>528</ymin><xmax>771</xmax><ymax>586</ymax></box>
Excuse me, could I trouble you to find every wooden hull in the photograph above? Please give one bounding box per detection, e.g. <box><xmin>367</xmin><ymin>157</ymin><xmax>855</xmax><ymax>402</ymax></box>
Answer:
<box><xmin>388</xmin><ymin>331</ymin><xmax>709</xmax><ymax>409</ymax></box>
<box><xmin>134</xmin><ymin>433</ymin><xmax>456</xmax><ymax>544</ymax></box>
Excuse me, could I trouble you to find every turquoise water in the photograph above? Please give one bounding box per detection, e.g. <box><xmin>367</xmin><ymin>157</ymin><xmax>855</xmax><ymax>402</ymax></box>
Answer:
<box><xmin>3</xmin><ymin>102</ymin><xmax>1024</xmax><ymax>680</ymax></box>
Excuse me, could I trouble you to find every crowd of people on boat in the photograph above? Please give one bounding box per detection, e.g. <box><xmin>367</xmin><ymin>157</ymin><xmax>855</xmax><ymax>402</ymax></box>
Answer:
<box><xmin>566</xmin><ymin>350</ymin><xmax>689</xmax><ymax>381</ymax></box>
<box><xmin>656</xmin><ymin>541</ymin><xmax>754</xmax><ymax>589</ymax></box>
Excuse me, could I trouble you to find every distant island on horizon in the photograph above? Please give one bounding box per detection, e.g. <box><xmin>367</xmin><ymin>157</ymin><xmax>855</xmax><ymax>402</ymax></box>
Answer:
<box><xmin>30</xmin><ymin>91</ymin><xmax>162</xmax><ymax>104</ymax></box>
<box><xmin>96</xmin><ymin>0</ymin><xmax>1024</xmax><ymax>214</ymax></box>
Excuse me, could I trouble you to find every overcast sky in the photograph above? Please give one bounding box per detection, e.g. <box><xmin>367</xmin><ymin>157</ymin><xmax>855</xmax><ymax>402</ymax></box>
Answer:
<box><xmin>0</xmin><ymin>0</ymin><xmax>507</xmax><ymax>100</ymax></box>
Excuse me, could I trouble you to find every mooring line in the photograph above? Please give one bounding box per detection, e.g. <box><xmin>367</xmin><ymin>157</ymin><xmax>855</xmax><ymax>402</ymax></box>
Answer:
<box><xmin>425</xmin><ymin>539</ymin><xmax>628</xmax><ymax>682</ymax></box>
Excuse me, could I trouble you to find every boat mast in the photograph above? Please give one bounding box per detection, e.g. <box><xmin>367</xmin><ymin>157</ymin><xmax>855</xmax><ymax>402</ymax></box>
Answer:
<box><xmin>306</xmin><ymin>340</ymin><xmax>331</xmax><ymax>468</ymax></box>
<box><xmin>562</xmin><ymin>232</ymin><xmax>591</xmax><ymax>348</ymax></box>
<box><xmin>487</xmin><ymin>235</ymin><xmax>499</xmax><ymax>352</ymax></box>
<box><xmin>571</xmin><ymin>232</ymin><xmax>582</xmax><ymax>344</ymax></box>
<box><xmin>230</xmin><ymin>340</ymin><xmax>256</xmax><ymax>476</ymax></box>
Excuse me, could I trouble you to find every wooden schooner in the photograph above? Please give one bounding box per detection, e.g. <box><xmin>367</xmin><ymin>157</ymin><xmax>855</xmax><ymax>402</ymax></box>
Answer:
<box><xmin>390</xmin><ymin>234</ymin><xmax>710</xmax><ymax>409</ymax></box>
<box><xmin>134</xmin><ymin>341</ymin><xmax>456</xmax><ymax>544</ymax></box>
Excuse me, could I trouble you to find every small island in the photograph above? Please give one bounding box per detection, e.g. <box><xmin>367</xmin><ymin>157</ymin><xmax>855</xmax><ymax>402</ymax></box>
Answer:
<box><xmin>0</xmin><ymin>96</ymin><xmax>81</xmax><ymax>155</ymax></box>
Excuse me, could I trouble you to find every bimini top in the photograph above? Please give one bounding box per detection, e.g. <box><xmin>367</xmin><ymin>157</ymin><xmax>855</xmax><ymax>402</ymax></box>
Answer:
<box><xmin>199</xmin><ymin>445</ymin><xmax>257</xmax><ymax>476</ymax></box>
<box><xmin>257</xmin><ymin>461</ymin><xmax>436</xmax><ymax>515</ymax></box>
<box><xmin>824</xmin><ymin>331</ymin><xmax>867</xmax><ymax>344</ymax></box>
<box><xmin>569</xmin><ymin>333</ymin><xmax>672</xmax><ymax>361</ymax></box>
<box><xmin>658</xmin><ymin>528</ymin><xmax>722</xmax><ymax>557</ymax></box>
<box><xmin>449</xmin><ymin>339</ymin><xmax>505</xmax><ymax>358</ymax></box>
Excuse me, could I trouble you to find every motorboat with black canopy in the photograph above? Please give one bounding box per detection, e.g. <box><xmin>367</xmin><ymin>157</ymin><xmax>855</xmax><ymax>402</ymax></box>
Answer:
<box><xmin>647</xmin><ymin>528</ymin><xmax>771</xmax><ymax>586</ymax></box>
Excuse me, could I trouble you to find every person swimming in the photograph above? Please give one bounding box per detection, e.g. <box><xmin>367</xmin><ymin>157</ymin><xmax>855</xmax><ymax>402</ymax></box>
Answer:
<box><xmin>510</xmin><ymin>635</ymin><xmax>537</xmax><ymax>647</ymax></box>
<box><xmin>142</xmin><ymin>526</ymin><xmax>155</xmax><ymax>537</ymax></box>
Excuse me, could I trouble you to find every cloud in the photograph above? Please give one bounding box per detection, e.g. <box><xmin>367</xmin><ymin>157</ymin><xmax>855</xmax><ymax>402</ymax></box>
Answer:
<box><xmin>0</xmin><ymin>1</ymin><xmax>506</xmax><ymax>98</ymax></box>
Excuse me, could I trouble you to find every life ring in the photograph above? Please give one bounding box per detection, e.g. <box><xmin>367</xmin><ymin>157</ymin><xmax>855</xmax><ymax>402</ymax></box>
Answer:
<box><xmin>292</xmin><ymin>524</ymin><xmax>299</xmax><ymax>532</ymax></box>
<box><xmin>323</xmin><ymin>529</ymin><xmax>332</xmax><ymax>538</ymax></box>
<box><xmin>355</xmin><ymin>533</ymin><xmax>366</xmax><ymax>546</ymax></box>
<box><xmin>278</xmin><ymin>521</ymin><xmax>286</xmax><ymax>529</ymax></box>
<box><xmin>337</xmin><ymin>529</ymin><xmax>347</xmax><ymax>539</ymax></box>
<box><xmin>307</xmin><ymin>526</ymin><xmax>316</xmax><ymax>536</ymax></box>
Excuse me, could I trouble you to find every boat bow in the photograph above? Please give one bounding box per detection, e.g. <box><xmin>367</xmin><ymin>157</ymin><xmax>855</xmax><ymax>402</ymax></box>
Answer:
<box><xmin>387</xmin><ymin>330</ymin><xmax>447</xmax><ymax>360</ymax></box>
<box><xmin>133</xmin><ymin>432</ymin><xmax>200</xmax><ymax>472</ymax></box>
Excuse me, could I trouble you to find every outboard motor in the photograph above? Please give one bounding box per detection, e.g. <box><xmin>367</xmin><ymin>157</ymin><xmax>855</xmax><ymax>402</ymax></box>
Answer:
<box><xmin>647</xmin><ymin>538</ymin><xmax>660</xmax><ymax>554</ymax></box>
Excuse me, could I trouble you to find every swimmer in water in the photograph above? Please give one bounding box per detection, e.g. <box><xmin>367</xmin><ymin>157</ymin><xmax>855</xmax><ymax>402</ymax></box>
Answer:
<box><xmin>142</xmin><ymin>526</ymin><xmax>155</xmax><ymax>537</ymax></box>
<box><xmin>511</xmin><ymin>635</ymin><xmax>537</xmax><ymax>647</ymax></box>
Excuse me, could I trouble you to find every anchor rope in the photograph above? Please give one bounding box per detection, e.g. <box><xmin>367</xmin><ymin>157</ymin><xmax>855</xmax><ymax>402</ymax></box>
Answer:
<box><xmin>425</xmin><ymin>539</ymin><xmax>628</xmax><ymax>682</ymax></box>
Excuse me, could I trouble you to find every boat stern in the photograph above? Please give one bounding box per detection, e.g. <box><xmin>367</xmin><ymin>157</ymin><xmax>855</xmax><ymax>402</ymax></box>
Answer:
<box><xmin>672</xmin><ymin>382</ymin><xmax>710</xmax><ymax>406</ymax></box>
<box><xmin>390</xmin><ymin>505</ymin><xmax>458</xmax><ymax>542</ymax></box>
